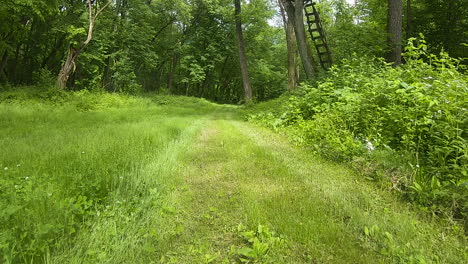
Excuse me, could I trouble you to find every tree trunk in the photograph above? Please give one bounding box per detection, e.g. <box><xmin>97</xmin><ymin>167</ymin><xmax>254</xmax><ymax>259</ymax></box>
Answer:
<box><xmin>278</xmin><ymin>0</ymin><xmax>298</xmax><ymax>90</ymax></box>
<box><xmin>0</xmin><ymin>51</ymin><xmax>9</xmax><ymax>82</ymax></box>
<box><xmin>444</xmin><ymin>0</ymin><xmax>456</xmax><ymax>53</ymax></box>
<box><xmin>234</xmin><ymin>0</ymin><xmax>253</xmax><ymax>103</ymax></box>
<box><xmin>57</xmin><ymin>47</ymin><xmax>80</xmax><ymax>89</ymax></box>
<box><xmin>282</xmin><ymin>0</ymin><xmax>316</xmax><ymax>79</ymax></box>
<box><xmin>406</xmin><ymin>0</ymin><xmax>412</xmax><ymax>39</ymax></box>
<box><xmin>102</xmin><ymin>55</ymin><xmax>113</xmax><ymax>91</ymax></box>
<box><xmin>387</xmin><ymin>0</ymin><xmax>403</xmax><ymax>66</ymax></box>
<box><xmin>168</xmin><ymin>53</ymin><xmax>178</xmax><ymax>93</ymax></box>
<box><xmin>11</xmin><ymin>44</ymin><xmax>21</xmax><ymax>83</ymax></box>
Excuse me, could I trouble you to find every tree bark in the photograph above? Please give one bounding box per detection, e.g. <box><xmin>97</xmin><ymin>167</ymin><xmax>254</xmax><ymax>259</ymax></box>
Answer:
<box><xmin>0</xmin><ymin>51</ymin><xmax>9</xmax><ymax>82</ymax></box>
<box><xmin>406</xmin><ymin>0</ymin><xmax>412</xmax><ymax>39</ymax></box>
<box><xmin>168</xmin><ymin>53</ymin><xmax>179</xmax><ymax>93</ymax></box>
<box><xmin>234</xmin><ymin>0</ymin><xmax>253</xmax><ymax>103</ymax></box>
<box><xmin>278</xmin><ymin>0</ymin><xmax>298</xmax><ymax>90</ymax></box>
<box><xmin>282</xmin><ymin>0</ymin><xmax>316</xmax><ymax>79</ymax></box>
<box><xmin>387</xmin><ymin>0</ymin><xmax>403</xmax><ymax>66</ymax></box>
<box><xmin>444</xmin><ymin>0</ymin><xmax>456</xmax><ymax>53</ymax></box>
<box><xmin>11</xmin><ymin>44</ymin><xmax>21</xmax><ymax>83</ymax></box>
<box><xmin>57</xmin><ymin>47</ymin><xmax>80</xmax><ymax>89</ymax></box>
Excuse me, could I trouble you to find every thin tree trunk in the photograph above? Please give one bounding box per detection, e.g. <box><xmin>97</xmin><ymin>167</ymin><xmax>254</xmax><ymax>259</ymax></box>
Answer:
<box><xmin>168</xmin><ymin>54</ymin><xmax>178</xmax><ymax>93</ymax></box>
<box><xmin>387</xmin><ymin>0</ymin><xmax>403</xmax><ymax>66</ymax></box>
<box><xmin>102</xmin><ymin>55</ymin><xmax>113</xmax><ymax>91</ymax></box>
<box><xmin>278</xmin><ymin>0</ymin><xmax>298</xmax><ymax>90</ymax></box>
<box><xmin>102</xmin><ymin>0</ymin><xmax>124</xmax><ymax>91</ymax></box>
<box><xmin>282</xmin><ymin>0</ymin><xmax>316</xmax><ymax>79</ymax></box>
<box><xmin>406</xmin><ymin>0</ymin><xmax>412</xmax><ymax>39</ymax></box>
<box><xmin>234</xmin><ymin>0</ymin><xmax>253</xmax><ymax>102</ymax></box>
<box><xmin>0</xmin><ymin>51</ymin><xmax>9</xmax><ymax>81</ymax></box>
<box><xmin>444</xmin><ymin>0</ymin><xmax>456</xmax><ymax>53</ymax></box>
<box><xmin>11</xmin><ymin>44</ymin><xmax>21</xmax><ymax>83</ymax></box>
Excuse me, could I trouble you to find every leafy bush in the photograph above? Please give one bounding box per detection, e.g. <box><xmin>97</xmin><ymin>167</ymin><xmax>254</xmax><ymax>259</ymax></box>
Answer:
<box><xmin>249</xmin><ymin>37</ymin><xmax>468</xmax><ymax>225</ymax></box>
<box><xmin>111</xmin><ymin>54</ymin><xmax>142</xmax><ymax>95</ymax></box>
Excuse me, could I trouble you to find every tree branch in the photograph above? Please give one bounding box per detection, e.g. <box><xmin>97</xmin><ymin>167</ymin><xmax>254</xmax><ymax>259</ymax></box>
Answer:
<box><xmin>96</xmin><ymin>0</ymin><xmax>112</xmax><ymax>18</ymax></box>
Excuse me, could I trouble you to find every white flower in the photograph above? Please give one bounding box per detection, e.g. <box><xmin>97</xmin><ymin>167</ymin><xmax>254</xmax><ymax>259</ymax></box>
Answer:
<box><xmin>437</xmin><ymin>110</ymin><xmax>442</xmax><ymax>114</ymax></box>
<box><xmin>365</xmin><ymin>139</ymin><xmax>375</xmax><ymax>151</ymax></box>
<box><xmin>4</xmin><ymin>167</ymin><xmax>8</xmax><ymax>171</ymax></box>
<box><xmin>25</xmin><ymin>177</ymin><xmax>29</xmax><ymax>180</ymax></box>
<box><xmin>14</xmin><ymin>185</ymin><xmax>19</xmax><ymax>189</ymax></box>
<box><xmin>81</xmin><ymin>151</ymin><xmax>85</xmax><ymax>154</ymax></box>
<box><xmin>119</xmin><ymin>176</ymin><xmax>124</xmax><ymax>180</ymax></box>
<box><xmin>16</xmin><ymin>164</ymin><xmax>21</xmax><ymax>167</ymax></box>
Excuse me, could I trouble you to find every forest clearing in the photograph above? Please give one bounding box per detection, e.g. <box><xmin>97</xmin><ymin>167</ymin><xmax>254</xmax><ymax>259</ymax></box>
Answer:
<box><xmin>1</xmin><ymin>0</ymin><xmax>467</xmax><ymax>263</ymax></box>
<box><xmin>0</xmin><ymin>94</ymin><xmax>466</xmax><ymax>263</ymax></box>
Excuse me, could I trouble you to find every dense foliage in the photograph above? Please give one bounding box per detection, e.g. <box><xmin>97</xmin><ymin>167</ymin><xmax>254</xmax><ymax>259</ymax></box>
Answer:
<box><xmin>0</xmin><ymin>0</ymin><xmax>467</xmax><ymax>262</ymax></box>
<box><xmin>0</xmin><ymin>0</ymin><xmax>287</xmax><ymax>102</ymax></box>
<box><xmin>249</xmin><ymin>39</ymin><xmax>468</xmax><ymax>225</ymax></box>
<box><xmin>1</xmin><ymin>1</ymin><xmax>466</xmax><ymax>102</ymax></box>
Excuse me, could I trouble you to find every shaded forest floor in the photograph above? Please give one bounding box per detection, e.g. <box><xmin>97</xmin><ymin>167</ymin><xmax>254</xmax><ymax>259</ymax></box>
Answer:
<box><xmin>0</xmin><ymin>93</ymin><xmax>466</xmax><ymax>263</ymax></box>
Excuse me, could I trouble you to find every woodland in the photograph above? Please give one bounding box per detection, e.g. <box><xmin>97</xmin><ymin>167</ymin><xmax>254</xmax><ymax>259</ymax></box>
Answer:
<box><xmin>0</xmin><ymin>0</ymin><xmax>467</xmax><ymax>263</ymax></box>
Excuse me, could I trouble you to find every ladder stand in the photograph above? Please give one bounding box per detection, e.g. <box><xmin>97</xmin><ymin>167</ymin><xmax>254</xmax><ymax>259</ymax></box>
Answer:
<box><xmin>303</xmin><ymin>0</ymin><xmax>333</xmax><ymax>69</ymax></box>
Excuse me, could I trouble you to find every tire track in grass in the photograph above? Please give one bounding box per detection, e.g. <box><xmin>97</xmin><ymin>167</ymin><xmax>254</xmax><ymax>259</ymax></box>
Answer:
<box><xmin>231</xmin><ymin>121</ymin><xmax>467</xmax><ymax>264</ymax></box>
<box><xmin>155</xmin><ymin>120</ymin><xmax>247</xmax><ymax>263</ymax></box>
<box><xmin>155</xmin><ymin>119</ymin><xmax>466</xmax><ymax>263</ymax></box>
<box><xmin>154</xmin><ymin>119</ymin><xmax>383</xmax><ymax>263</ymax></box>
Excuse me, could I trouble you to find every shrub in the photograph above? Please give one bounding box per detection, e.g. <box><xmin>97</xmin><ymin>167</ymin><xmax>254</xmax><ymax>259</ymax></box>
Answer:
<box><xmin>110</xmin><ymin>53</ymin><xmax>142</xmax><ymax>95</ymax></box>
<box><xmin>249</xmin><ymin>37</ymin><xmax>468</xmax><ymax>225</ymax></box>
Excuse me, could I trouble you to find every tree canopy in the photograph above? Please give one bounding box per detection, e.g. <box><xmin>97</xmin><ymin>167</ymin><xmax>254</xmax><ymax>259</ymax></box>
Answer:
<box><xmin>0</xmin><ymin>0</ymin><xmax>466</xmax><ymax>102</ymax></box>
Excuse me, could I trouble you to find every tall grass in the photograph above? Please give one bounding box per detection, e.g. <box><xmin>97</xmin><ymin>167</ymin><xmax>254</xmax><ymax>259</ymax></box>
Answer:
<box><xmin>0</xmin><ymin>90</ymin><xmax>217</xmax><ymax>263</ymax></box>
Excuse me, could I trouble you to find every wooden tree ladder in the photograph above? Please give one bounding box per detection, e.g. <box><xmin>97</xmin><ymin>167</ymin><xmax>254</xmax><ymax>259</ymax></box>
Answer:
<box><xmin>303</xmin><ymin>0</ymin><xmax>333</xmax><ymax>69</ymax></box>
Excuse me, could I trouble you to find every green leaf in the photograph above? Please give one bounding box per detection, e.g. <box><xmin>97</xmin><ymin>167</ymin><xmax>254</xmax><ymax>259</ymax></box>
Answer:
<box><xmin>237</xmin><ymin>247</ymin><xmax>255</xmax><ymax>258</ymax></box>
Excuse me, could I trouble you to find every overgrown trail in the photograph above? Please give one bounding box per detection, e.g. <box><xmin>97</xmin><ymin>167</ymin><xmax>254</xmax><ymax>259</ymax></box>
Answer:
<box><xmin>145</xmin><ymin>114</ymin><xmax>465</xmax><ymax>263</ymax></box>
<box><xmin>2</xmin><ymin>96</ymin><xmax>465</xmax><ymax>263</ymax></box>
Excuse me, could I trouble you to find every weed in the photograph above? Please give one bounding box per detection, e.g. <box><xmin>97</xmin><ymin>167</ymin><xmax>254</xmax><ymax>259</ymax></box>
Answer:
<box><xmin>232</xmin><ymin>224</ymin><xmax>286</xmax><ymax>263</ymax></box>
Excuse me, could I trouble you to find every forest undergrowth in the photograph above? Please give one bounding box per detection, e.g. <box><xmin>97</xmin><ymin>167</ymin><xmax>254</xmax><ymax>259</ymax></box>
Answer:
<box><xmin>247</xmin><ymin>38</ymin><xmax>468</xmax><ymax>231</ymax></box>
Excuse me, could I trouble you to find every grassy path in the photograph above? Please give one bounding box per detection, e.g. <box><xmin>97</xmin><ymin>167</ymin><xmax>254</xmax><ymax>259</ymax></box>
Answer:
<box><xmin>1</xmin><ymin>95</ymin><xmax>466</xmax><ymax>263</ymax></box>
<box><xmin>148</xmin><ymin>118</ymin><xmax>465</xmax><ymax>263</ymax></box>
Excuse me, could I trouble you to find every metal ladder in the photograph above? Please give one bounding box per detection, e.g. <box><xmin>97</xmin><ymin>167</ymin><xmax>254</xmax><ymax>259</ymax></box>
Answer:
<box><xmin>303</xmin><ymin>0</ymin><xmax>333</xmax><ymax>69</ymax></box>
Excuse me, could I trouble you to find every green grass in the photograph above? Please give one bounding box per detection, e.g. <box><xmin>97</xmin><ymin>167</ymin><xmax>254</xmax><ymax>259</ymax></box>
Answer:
<box><xmin>0</xmin><ymin>91</ymin><xmax>466</xmax><ymax>263</ymax></box>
